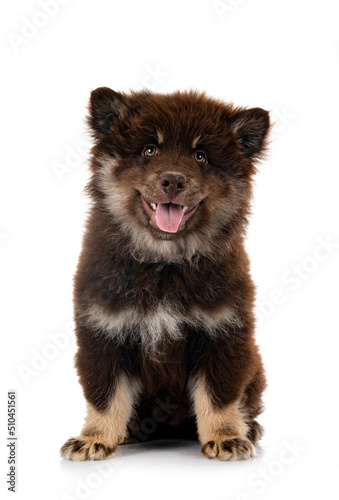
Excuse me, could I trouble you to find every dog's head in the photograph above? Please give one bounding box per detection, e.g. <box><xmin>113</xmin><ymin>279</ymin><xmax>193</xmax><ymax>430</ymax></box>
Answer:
<box><xmin>87</xmin><ymin>88</ymin><xmax>270</xmax><ymax>261</ymax></box>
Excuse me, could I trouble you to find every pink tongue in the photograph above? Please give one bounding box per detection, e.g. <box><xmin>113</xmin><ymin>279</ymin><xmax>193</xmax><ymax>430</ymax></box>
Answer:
<box><xmin>155</xmin><ymin>203</ymin><xmax>184</xmax><ymax>233</ymax></box>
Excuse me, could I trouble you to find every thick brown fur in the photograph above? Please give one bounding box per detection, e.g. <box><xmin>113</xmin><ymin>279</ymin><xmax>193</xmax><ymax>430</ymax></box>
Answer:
<box><xmin>60</xmin><ymin>88</ymin><xmax>270</xmax><ymax>461</ymax></box>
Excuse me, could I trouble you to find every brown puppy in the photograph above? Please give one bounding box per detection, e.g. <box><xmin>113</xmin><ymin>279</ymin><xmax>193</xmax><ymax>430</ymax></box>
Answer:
<box><xmin>60</xmin><ymin>88</ymin><xmax>270</xmax><ymax>461</ymax></box>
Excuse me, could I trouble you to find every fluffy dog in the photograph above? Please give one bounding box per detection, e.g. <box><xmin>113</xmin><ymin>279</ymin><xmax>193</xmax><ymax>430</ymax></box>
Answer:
<box><xmin>60</xmin><ymin>88</ymin><xmax>270</xmax><ymax>461</ymax></box>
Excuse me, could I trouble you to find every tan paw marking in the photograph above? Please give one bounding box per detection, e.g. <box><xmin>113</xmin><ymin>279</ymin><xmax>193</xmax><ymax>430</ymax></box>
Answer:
<box><xmin>201</xmin><ymin>437</ymin><xmax>255</xmax><ymax>461</ymax></box>
<box><xmin>60</xmin><ymin>436</ymin><xmax>117</xmax><ymax>461</ymax></box>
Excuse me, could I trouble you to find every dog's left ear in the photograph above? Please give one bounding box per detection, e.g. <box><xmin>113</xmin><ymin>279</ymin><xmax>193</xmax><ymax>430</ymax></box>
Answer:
<box><xmin>88</xmin><ymin>87</ymin><xmax>128</xmax><ymax>135</ymax></box>
<box><xmin>230</xmin><ymin>108</ymin><xmax>270</xmax><ymax>158</ymax></box>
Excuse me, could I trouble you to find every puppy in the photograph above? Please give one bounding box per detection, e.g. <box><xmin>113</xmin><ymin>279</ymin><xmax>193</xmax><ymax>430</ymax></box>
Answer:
<box><xmin>60</xmin><ymin>88</ymin><xmax>270</xmax><ymax>461</ymax></box>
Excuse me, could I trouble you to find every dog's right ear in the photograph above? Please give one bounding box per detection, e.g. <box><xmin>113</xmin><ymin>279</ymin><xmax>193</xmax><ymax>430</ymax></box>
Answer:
<box><xmin>88</xmin><ymin>87</ymin><xmax>128</xmax><ymax>135</ymax></box>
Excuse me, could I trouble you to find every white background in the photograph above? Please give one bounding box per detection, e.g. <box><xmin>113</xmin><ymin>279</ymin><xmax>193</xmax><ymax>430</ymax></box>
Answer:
<box><xmin>1</xmin><ymin>0</ymin><xmax>339</xmax><ymax>499</ymax></box>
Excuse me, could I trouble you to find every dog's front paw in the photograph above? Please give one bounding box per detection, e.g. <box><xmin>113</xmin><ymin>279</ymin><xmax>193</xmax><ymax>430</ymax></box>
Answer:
<box><xmin>201</xmin><ymin>437</ymin><xmax>255</xmax><ymax>461</ymax></box>
<box><xmin>60</xmin><ymin>436</ymin><xmax>117</xmax><ymax>461</ymax></box>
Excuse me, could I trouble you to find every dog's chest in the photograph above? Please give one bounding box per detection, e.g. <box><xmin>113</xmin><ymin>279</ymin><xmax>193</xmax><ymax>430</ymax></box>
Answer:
<box><xmin>84</xmin><ymin>295</ymin><xmax>240</xmax><ymax>351</ymax></box>
<box><xmin>81</xmin><ymin>260</ymin><xmax>241</xmax><ymax>347</ymax></box>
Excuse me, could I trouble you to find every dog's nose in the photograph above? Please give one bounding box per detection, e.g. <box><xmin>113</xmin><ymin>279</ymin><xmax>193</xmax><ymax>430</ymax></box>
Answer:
<box><xmin>160</xmin><ymin>173</ymin><xmax>187</xmax><ymax>197</ymax></box>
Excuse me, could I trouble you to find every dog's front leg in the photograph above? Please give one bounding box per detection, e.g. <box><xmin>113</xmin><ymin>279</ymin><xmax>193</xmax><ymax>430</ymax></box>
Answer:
<box><xmin>189</xmin><ymin>336</ymin><xmax>263</xmax><ymax>461</ymax></box>
<box><xmin>60</xmin><ymin>329</ymin><xmax>141</xmax><ymax>461</ymax></box>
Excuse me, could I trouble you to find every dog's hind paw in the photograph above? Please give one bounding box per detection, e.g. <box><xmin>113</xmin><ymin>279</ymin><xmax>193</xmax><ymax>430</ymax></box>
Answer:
<box><xmin>247</xmin><ymin>420</ymin><xmax>264</xmax><ymax>444</ymax></box>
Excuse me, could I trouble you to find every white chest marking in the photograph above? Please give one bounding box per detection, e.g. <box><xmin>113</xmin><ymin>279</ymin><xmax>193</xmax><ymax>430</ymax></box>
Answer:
<box><xmin>82</xmin><ymin>301</ymin><xmax>242</xmax><ymax>352</ymax></box>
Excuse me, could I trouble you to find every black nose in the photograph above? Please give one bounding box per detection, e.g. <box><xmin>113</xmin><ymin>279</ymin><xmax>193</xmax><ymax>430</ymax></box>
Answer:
<box><xmin>160</xmin><ymin>173</ymin><xmax>187</xmax><ymax>197</ymax></box>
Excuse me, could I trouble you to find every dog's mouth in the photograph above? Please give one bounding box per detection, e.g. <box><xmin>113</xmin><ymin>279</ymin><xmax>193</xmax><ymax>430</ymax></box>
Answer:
<box><xmin>140</xmin><ymin>195</ymin><xmax>199</xmax><ymax>233</ymax></box>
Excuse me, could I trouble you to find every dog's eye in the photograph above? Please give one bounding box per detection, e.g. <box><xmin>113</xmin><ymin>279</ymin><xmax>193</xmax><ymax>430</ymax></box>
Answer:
<box><xmin>143</xmin><ymin>145</ymin><xmax>158</xmax><ymax>157</ymax></box>
<box><xmin>194</xmin><ymin>151</ymin><xmax>207</xmax><ymax>164</ymax></box>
